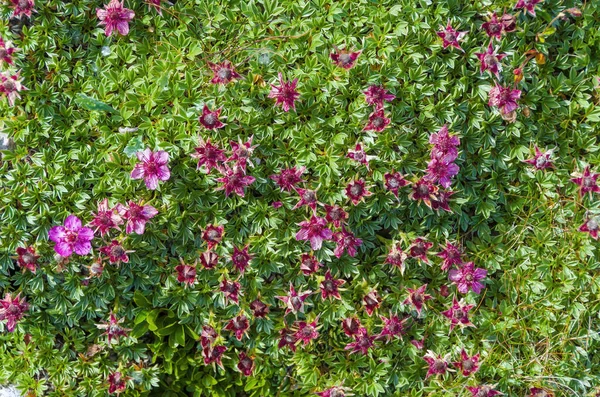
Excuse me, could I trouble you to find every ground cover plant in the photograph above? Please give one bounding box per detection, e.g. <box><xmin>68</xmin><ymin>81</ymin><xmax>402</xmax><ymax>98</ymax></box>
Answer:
<box><xmin>0</xmin><ymin>0</ymin><xmax>600</xmax><ymax>396</ymax></box>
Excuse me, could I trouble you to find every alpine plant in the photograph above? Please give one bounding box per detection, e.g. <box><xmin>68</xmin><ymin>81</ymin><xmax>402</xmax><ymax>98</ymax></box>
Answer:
<box><xmin>0</xmin><ymin>37</ymin><xmax>17</xmax><ymax>66</ymax></box>
<box><xmin>344</xmin><ymin>327</ymin><xmax>375</xmax><ymax>355</ymax></box>
<box><xmin>453</xmin><ymin>349</ymin><xmax>481</xmax><ymax>376</ymax></box>
<box><xmin>404</xmin><ymin>284</ymin><xmax>433</xmax><ymax>315</ymax></box>
<box><xmin>363</xmin><ymin>85</ymin><xmax>396</xmax><ymax>107</ymax></box>
<box><xmin>268</xmin><ymin>72</ymin><xmax>300</xmax><ymax>112</ymax></box>
<box><xmin>441</xmin><ymin>297</ymin><xmax>475</xmax><ymax>330</ymax></box>
<box><xmin>476</xmin><ymin>43</ymin><xmax>507</xmax><ymax>77</ymax></box>
<box><xmin>270</xmin><ymin>166</ymin><xmax>306</xmax><ymax>192</ymax></box>
<box><xmin>48</xmin><ymin>215</ymin><xmax>95</xmax><ymax>257</ymax></box>
<box><xmin>96</xmin><ymin>313</ymin><xmax>131</xmax><ymax>344</ymax></box>
<box><xmin>96</xmin><ymin>0</ymin><xmax>135</xmax><ymax>36</ymax></box>
<box><xmin>436</xmin><ymin>21</ymin><xmax>468</xmax><ymax>51</ymax></box>
<box><xmin>523</xmin><ymin>146</ymin><xmax>554</xmax><ymax>170</ymax></box>
<box><xmin>422</xmin><ymin>351</ymin><xmax>452</xmax><ymax>378</ymax></box>
<box><xmin>130</xmin><ymin>149</ymin><xmax>170</xmax><ymax>190</ymax></box>
<box><xmin>15</xmin><ymin>246</ymin><xmax>39</xmax><ymax>273</ymax></box>
<box><xmin>319</xmin><ymin>270</ymin><xmax>345</xmax><ymax>300</ymax></box>
<box><xmin>208</xmin><ymin>60</ymin><xmax>241</xmax><ymax>85</ymax></box>
<box><xmin>0</xmin><ymin>72</ymin><xmax>26</xmax><ymax>107</ymax></box>
<box><xmin>571</xmin><ymin>166</ymin><xmax>600</xmax><ymax>196</ymax></box>
<box><xmin>448</xmin><ymin>261</ymin><xmax>487</xmax><ymax>294</ymax></box>
<box><xmin>330</xmin><ymin>48</ymin><xmax>361</xmax><ymax>69</ymax></box>
<box><xmin>295</xmin><ymin>215</ymin><xmax>333</xmax><ymax>251</ymax></box>
<box><xmin>122</xmin><ymin>201</ymin><xmax>158</xmax><ymax>235</ymax></box>
<box><xmin>276</xmin><ymin>284</ymin><xmax>312</xmax><ymax>316</ymax></box>
<box><xmin>198</xmin><ymin>105</ymin><xmax>225</xmax><ymax>130</ymax></box>
<box><xmin>0</xmin><ymin>293</ymin><xmax>28</xmax><ymax>332</ymax></box>
<box><xmin>191</xmin><ymin>137</ymin><xmax>227</xmax><ymax>172</ymax></box>
<box><xmin>363</xmin><ymin>108</ymin><xmax>391</xmax><ymax>132</ymax></box>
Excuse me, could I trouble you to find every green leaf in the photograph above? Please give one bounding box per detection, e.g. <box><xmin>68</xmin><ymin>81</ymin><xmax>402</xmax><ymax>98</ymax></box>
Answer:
<box><xmin>74</xmin><ymin>93</ymin><xmax>116</xmax><ymax>113</ymax></box>
<box><xmin>124</xmin><ymin>135</ymin><xmax>145</xmax><ymax>158</ymax></box>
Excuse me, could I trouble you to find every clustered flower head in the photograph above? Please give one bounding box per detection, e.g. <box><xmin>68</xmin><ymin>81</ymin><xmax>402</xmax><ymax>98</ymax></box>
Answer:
<box><xmin>476</xmin><ymin>43</ymin><xmax>507</xmax><ymax>77</ymax></box>
<box><xmin>15</xmin><ymin>246</ymin><xmax>39</xmax><ymax>273</ymax></box>
<box><xmin>96</xmin><ymin>313</ymin><xmax>131</xmax><ymax>343</ymax></box>
<box><xmin>437</xmin><ymin>21</ymin><xmax>468</xmax><ymax>51</ymax></box>
<box><xmin>10</xmin><ymin>0</ymin><xmax>35</xmax><ymax>17</ymax></box>
<box><xmin>0</xmin><ymin>293</ymin><xmax>28</xmax><ymax>332</ymax></box>
<box><xmin>0</xmin><ymin>72</ymin><xmax>26</xmax><ymax>107</ymax></box>
<box><xmin>0</xmin><ymin>37</ymin><xmax>17</xmax><ymax>66</ymax></box>
<box><xmin>268</xmin><ymin>72</ymin><xmax>300</xmax><ymax>112</ymax></box>
<box><xmin>330</xmin><ymin>48</ymin><xmax>362</xmax><ymax>69</ymax></box>
<box><xmin>208</xmin><ymin>60</ymin><xmax>241</xmax><ymax>85</ymax></box>
<box><xmin>96</xmin><ymin>0</ymin><xmax>135</xmax><ymax>36</ymax></box>
<box><xmin>524</xmin><ymin>146</ymin><xmax>554</xmax><ymax>170</ymax></box>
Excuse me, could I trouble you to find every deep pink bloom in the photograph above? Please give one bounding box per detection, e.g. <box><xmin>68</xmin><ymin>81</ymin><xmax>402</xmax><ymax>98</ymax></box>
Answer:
<box><xmin>87</xmin><ymin>260</ymin><xmax>105</xmax><ymax>279</ymax></box>
<box><xmin>208</xmin><ymin>60</ymin><xmax>241</xmax><ymax>85</ymax></box>
<box><xmin>201</xmin><ymin>325</ymin><xmax>217</xmax><ymax>348</ymax></box>
<box><xmin>10</xmin><ymin>0</ymin><xmax>34</xmax><ymax>17</ymax></box>
<box><xmin>175</xmin><ymin>262</ymin><xmax>196</xmax><ymax>285</ymax></box>
<box><xmin>411</xmin><ymin>339</ymin><xmax>424</xmax><ymax>350</ymax></box>
<box><xmin>224</xmin><ymin>315</ymin><xmax>250</xmax><ymax>341</ymax></box>
<box><xmin>528</xmin><ymin>388</ymin><xmax>553</xmax><ymax>397</ymax></box>
<box><xmin>202</xmin><ymin>225</ymin><xmax>224</xmax><ymax>249</ymax></box>
<box><xmin>198</xmin><ymin>105</ymin><xmax>225</xmax><ymax>130</ymax></box>
<box><xmin>410</xmin><ymin>178</ymin><xmax>438</xmax><ymax>207</ymax></box>
<box><xmin>294</xmin><ymin>318</ymin><xmax>319</xmax><ymax>345</ymax></box>
<box><xmin>453</xmin><ymin>349</ymin><xmax>480</xmax><ymax>376</ymax></box>
<box><xmin>268</xmin><ymin>72</ymin><xmax>300</xmax><ymax>112</ymax></box>
<box><xmin>385</xmin><ymin>243</ymin><xmax>407</xmax><ymax>274</ymax></box>
<box><xmin>439</xmin><ymin>284</ymin><xmax>450</xmax><ymax>297</ymax></box>
<box><xmin>231</xmin><ymin>245</ymin><xmax>252</xmax><ymax>273</ymax></box>
<box><xmin>333</xmin><ymin>226</ymin><xmax>362</xmax><ymax>258</ymax></box>
<box><xmin>448</xmin><ymin>262</ymin><xmax>487</xmax><ymax>294</ymax></box>
<box><xmin>0</xmin><ymin>37</ymin><xmax>17</xmax><ymax>66</ymax></box>
<box><xmin>15</xmin><ymin>246</ymin><xmax>39</xmax><ymax>273</ymax></box>
<box><xmin>237</xmin><ymin>352</ymin><xmax>254</xmax><ymax>376</ymax></box>
<box><xmin>524</xmin><ymin>146</ymin><xmax>553</xmax><ymax>170</ymax></box>
<box><xmin>131</xmin><ymin>149</ymin><xmax>170</xmax><ymax>190</ymax></box>
<box><xmin>429</xmin><ymin>125</ymin><xmax>460</xmax><ymax>163</ymax></box>
<box><xmin>476</xmin><ymin>43</ymin><xmax>507</xmax><ymax>77</ymax></box>
<box><xmin>344</xmin><ymin>327</ymin><xmax>375</xmax><ymax>355</ymax></box>
<box><xmin>276</xmin><ymin>284</ymin><xmax>312</xmax><ymax>316</ymax></box>
<box><xmin>90</xmin><ymin>199</ymin><xmax>124</xmax><ymax>236</ymax></box>
<box><xmin>378</xmin><ymin>314</ymin><xmax>407</xmax><ymax>341</ymax></box>
<box><xmin>228</xmin><ymin>137</ymin><xmax>257</xmax><ymax>171</ymax></box>
<box><xmin>96</xmin><ymin>0</ymin><xmax>135</xmax><ymax>37</ymax></box>
<box><xmin>363</xmin><ymin>108</ymin><xmax>391</xmax><ymax>132</ymax></box>
<box><xmin>0</xmin><ymin>72</ymin><xmax>26</xmax><ymax>107</ymax></box>
<box><xmin>403</xmin><ymin>284</ymin><xmax>433</xmax><ymax>315</ymax></box>
<box><xmin>384</xmin><ymin>171</ymin><xmax>408</xmax><ymax>198</ymax></box>
<box><xmin>191</xmin><ymin>137</ymin><xmax>227</xmax><ymax>172</ymax></box>
<box><xmin>49</xmin><ymin>215</ymin><xmax>94</xmax><ymax>257</ymax></box>
<box><xmin>203</xmin><ymin>345</ymin><xmax>227</xmax><ymax>367</ymax></box>
<box><xmin>216</xmin><ymin>166</ymin><xmax>255</xmax><ymax>197</ymax></box>
<box><xmin>345</xmin><ymin>179</ymin><xmax>372</xmax><ymax>205</ymax></box>
<box><xmin>488</xmin><ymin>84</ymin><xmax>521</xmax><ymax>115</ymax></box>
<box><xmin>324</xmin><ymin>204</ymin><xmax>348</xmax><ymax>228</ymax></box>
<box><xmin>122</xmin><ymin>201</ymin><xmax>158</xmax><ymax>235</ymax></box>
<box><xmin>249</xmin><ymin>299</ymin><xmax>269</xmax><ymax>318</ymax></box>
<box><xmin>437</xmin><ymin>21</ymin><xmax>468</xmax><ymax>51</ymax></box>
<box><xmin>107</xmin><ymin>371</ymin><xmax>128</xmax><ymax>394</ymax></box>
<box><xmin>579</xmin><ymin>216</ymin><xmax>600</xmax><ymax>239</ymax></box>
<box><xmin>441</xmin><ymin>297</ymin><xmax>475</xmax><ymax>330</ymax></box>
<box><xmin>409</xmin><ymin>238</ymin><xmax>433</xmax><ymax>263</ymax></box>
<box><xmin>482</xmin><ymin>13</ymin><xmax>504</xmax><ymax>39</ymax></box>
<box><xmin>200</xmin><ymin>250</ymin><xmax>219</xmax><ymax>269</ymax></box>
<box><xmin>293</xmin><ymin>188</ymin><xmax>319</xmax><ymax>211</ymax></box>
<box><xmin>423</xmin><ymin>351</ymin><xmax>451</xmax><ymax>378</ymax></box>
<box><xmin>320</xmin><ymin>270</ymin><xmax>345</xmax><ymax>300</ymax></box>
<box><xmin>501</xmin><ymin>13</ymin><xmax>517</xmax><ymax>31</ymax></box>
<box><xmin>219</xmin><ymin>279</ymin><xmax>241</xmax><ymax>304</ymax></box>
<box><xmin>347</xmin><ymin>143</ymin><xmax>369</xmax><ymax>167</ymax></box>
<box><xmin>299</xmin><ymin>253</ymin><xmax>322</xmax><ymax>275</ymax></box>
<box><xmin>296</xmin><ymin>216</ymin><xmax>333</xmax><ymax>251</ymax></box>
<box><xmin>363</xmin><ymin>290</ymin><xmax>381</xmax><ymax>316</ymax></box>
<box><xmin>278</xmin><ymin>328</ymin><xmax>298</xmax><ymax>352</ymax></box>
<box><xmin>99</xmin><ymin>240</ymin><xmax>130</xmax><ymax>264</ymax></box>
<box><xmin>571</xmin><ymin>166</ymin><xmax>600</xmax><ymax>196</ymax></box>
<box><xmin>341</xmin><ymin>317</ymin><xmax>361</xmax><ymax>337</ymax></box>
<box><xmin>467</xmin><ymin>385</ymin><xmax>503</xmax><ymax>397</ymax></box>
<box><xmin>272</xmin><ymin>201</ymin><xmax>283</xmax><ymax>209</ymax></box>
<box><xmin>364</xmin><ymin>85</ymin><xmax>396</xmax><ymax>107</ymax></box>
<box><xmin>147</xmin><ymin>0</ymin><xmax>162</xmax><ymax>15</ymax></box>
<box><xmin>96</xmin><ymin>313</ymin><xmax>130</xmax><ymax>343</ymax></box>
<box><xmin>436</xmin><ymin>242</ymin><xmax>462</xmax><ymax>271</ymax></box>
<box><xmin>270</xmin><ymin>166</ymin><xmax>306</xmax><ymax>192</ymax></box>
<box><xmin>515</xmin><ymin>0</ymin><xmax>542</xmax><ymax>16</ymax></box>
<box><xmin>426</xmin><ymin>158</ymin><xmax>460</xmax><ymax>188</ymax></box>
<box><xmin>316</xmin><ymin>387</ymin><xmax>347</xmax><ymax>397</ymax></box>
<box><xmin>0</xmin><ymin>293</ymin><xmax>28</xmax><ymax>332</ymax></box>
<box><xmin>330</xmin><ymin>49</ymin><xmax>362</xmax><ymax>69</ymax></box>
<box><xmin>431</xmin><ymin>189</ymin><xmax>455</xmax><ymax>212</ymax></box>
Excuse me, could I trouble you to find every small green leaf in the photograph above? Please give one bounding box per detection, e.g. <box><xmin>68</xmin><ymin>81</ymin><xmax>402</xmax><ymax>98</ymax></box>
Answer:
<box><xmin>124</xmin><ymin>136</ymin><xmax>145</xmax><ymax>158</ymax></box>
<box><xmin>74</xmin><ymin>93</ymin><xmax>116</xmax><ymax>113</ymax></box>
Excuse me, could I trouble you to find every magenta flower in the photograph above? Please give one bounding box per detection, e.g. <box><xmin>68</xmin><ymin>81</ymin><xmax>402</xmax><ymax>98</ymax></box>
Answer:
<box><xmin>347</xmin><ymin>143</ymin><xmax>369</xmax><ymax>167</ymax></box>
<box><xmin>345</xmin><ymin>327</ymin><xmax>375</xmax><ymax>355</ymax></box>
<box><xmin>90</xmin><ymin>199</ymin><xmax>124</xmax><ymax>236</ymax></box>
<box><xmin>448</xmin><ymin>262</ymin><xmax>487</xmax><ymax>294</ymax></box>
<box><xmin>201</xmin><ymin>325</ymin><xmax>217</xmax><ymax>348</ymax></box>
<box><xmin>96</xmin><ymin>0</ymin><xmax>135</xmax><ymax>36</ymax></box>
<box><xmin>249</xmin><ymin>299</ymin><xmax>269</xmax><ymax>318</ymax></box>
<box><xmin>237</xmin><ymin>352</ymin><xmax>255</xmax><ymax>376</ymax></box>
<box><xmin>224</xmin><ymin>314</ymin><xmax>250</xmax><ymax>341</ymax></box>
<box><xmin>364</xmin><ymin>85</ymin><xmax>396</xmax><ymax>107</ymax></box>
<box><xmin>411</xmin><ymin>339</ymin><xmax>424</xmax><ymax>350</ymax></box>
<box><xmin>384</xmin><ymin>171</ymin><xmax>408</xmax><ymax>198</ymax></box>
<box><xmin>423</xmin><ymin>351</ymin><xmax>451</xmax><ymax>378</ymax></box>
<box><xmin>294</xmin><ymin>318</ymin><xmax>319</xmax><ymax>345</ymax></box>
<box><xmin>437</xmin><ymin>242</ymin><xmax>462</xmax><ymax>271</ymax></box>
<box><xmin>528</xmin><ymin>388</ymin><xmax>553</xmax><ymax>397</ymax></box>
<box><xmin>426</xmin><ymin>158</ymin><xmax>460</xmax><ymax>188</ymax></box>
<box><xmin>0</xmin><ymin>37</ymin><xmax>17</xmax><ymax>66</ymax></box>
<box><xmin>410</xmin><ymin>178</ymin><xmax>438</xmax><ymax>207</ymax></box>
<box><xmin>385</xmin><ymin>243</ymin><xmax>407</xmax><ymax>274</ymax></box>
<box><xmin>453</xmin><ymin>349</ymin><xmax>480</xmax><ymax>376</ymax></box>
<box><xmin>0</xmin><ymin>293</ymin><xmax>28</xmax><ymax>332</ymax></box>
<box><xmin>99</xmin><ymin>240</ymin><xmax>130</xmax><ymax>264</ymax></box>
<box><xmin>175</xmin><ymin>262</ymin><xmax>196</xmax><ymax>285</ymax></box>
<box><xmin>299</xmin><ymin>253</ymin><xmax>322</xmax><ymax>275</ymax></box>
<box><xmin>202</xmin><ymin>225</ymin><xmax>224</xmax><ymax>249</ymax></box>
<box><xmin>131</xmin><ymin>149</ymin><xmax>170</xmax><ymax>190</ymax></box>
<box><xmin>501</xmin><ymin>13</ymin><xmax>517</xmax><ymax>31</ymax></box>
<box><xmin>324</xmin><ymin>204</ymin><xmax>348</xmax><ymax>228</ymax></box>
<box><xmin>579</xmin><ymin>216</ymin><xmax>600</xmax><ymax>239</ymax></box>
<box><xmin>524</xmin><ymin>146</ymin><xmax>554</xmax><ymax>170</ymax></box>
<box><xmin>216</xmin><ymin>165</ymin><xmax>255</xmax><ymax>197</ymax></box>
<box><xmin>363</xmin><ymin>290</ymin><xmax>381</xmax><ymax>316</ymax></box>
<box><xmin>278</xmin><ymin>328</ymin><xmax>298</xmax><ymax>352</ymax></box>
<box><xmin>378</xmin><ymin>314</ymin><xmax>407</xmax><ymax>341</ymax></box>
<box><xmin>429</xmin><ymin>125</ymin><xmax>460</xmax><ymax>163</ymax></box>
<box><xmin>147</xmin><ymin>0</ymin><xmax>162</xmax><ymax>15</ymax></box>
<box><xmin>363</xmin><ymin>108</ymin><xmax>391</xmax><ymax>132</ymax></box>
<box><xmin>220</xmin><ymin>279</ymin><xmax>241</xmax><ymax>304</ymax></box>
<box><xmin>345</xmin><ymin>179</ymin><xmax>372</xmax><ymax>205</ymax></box>
<box><xmin>431</xmin><ymin>189</ymin><xmax>455</xmax><ymax>212</ymax></box>
<box><xmin>203</xmin><ymin>345</ymin><xmax>227</xmax><ymax>367</ymax></box>
<box><xmin>341</xmin><ymin>317</ymin><xmax>361</xmax><ymax>337</ymax></box>
<box><xmin>191</xmin><ymin>137</ymin><xmax>227</xmax><ymax>173</ymax></box>
<box><xmin>293</xmin><ymin>188</ymin><xmax>319</xmax><ymax>211</ymax></box>
<box><xmin>208</xmin><ymin>60</ymin><xmax>241</xmax><ymax>85</ymax></box>
<box><xmin>409</xmin><ymin>238</ymin><xmax>433</xmax><ymax>263</ymax></box>
<box><xmin>467</xmin><ymin>385</ymin><xmax>503</xmax><ymax>397</ymax></box>
<box><xmin>270</xmin><ymin>166</ymin><xmax>306</xmax><ymax>192</ymax></box>
<box><xmin>276</xmin><ymin>283</ymin><xmax>312</xmax><ymax>316</ymax></box>
<box><xmin>272</xmin><ymin>201</ymin><xmax>283</xmax><ymax>209</ymax></box>
<box><xmin>200</xmin><ymin>250</ymin><xmax>219</xmax><ymax>269</ymax></box>
<box><xmin>441</xmin><ymin>297</ymin><xmax>475</xmax><ymax>330</ymax></box>
<box><xmin>571</xmin><ymin>166</ymin><xmax>600</xmax><ymax>196</ymax></box>
<box><xmin>96</xmin><ymin>313</ymin><xmax>131</xmax><ymax>344</ymax></box>
<box><xmin>122</xmin><ymin>201</ymin><xmax>158</xmax><ymax>235</ymax></box>
<box><xmin>403</xmin><ymin>284</ymin><xmax>433</xmax><ymax>315</ymax></box>
<box><xmin>482</xmin><ymin>13</ymin><xmax>504</xmax><ymax>39</ymax></box>
<box><xmin>488</xmin><ymin>84</ymin><xmax>521</xmax><ymax>115</ymax></box>
<box><xmin>320</xmin><ymin>270</ymin><xmax>345</xmax><ymax>300</ymax></box>
<box><xmin>330</xmin><ymin>49</ymin><xmax>361</xmax><ymax>69</ymax></box>
<box><xmin>268</xmin><ymin>72</ymin><xmax>300</xmax><ymax>112</ymax></box>
<box><xmin>296</xmin><ymin>215</ymin><xmax>333</xmax><ymax>251</ymax></box>
<box><xmin>10</xmin><ymin>0</ymin><xmax>34</xmax><ymax>17</ymax></box>
<box><xmin>107</xmin><ymin>371</ymin><xmax>128</xmax><ymax>394</ymax></box>
<box><xmin>0</xmin><ymin>72</ymin><xmax>26</xmax><ymax>107</ymax></box>
<box><xmin>437</xmin><ymin>21</ymin><xmax>468</xmax><ymax>51</ymax></box>
<box><xmin>49</xmin><ymin>215</ymin><xmax>94</xmax><ymax>257</ymax></box>
<box><xmin>15</xmin><ymin>246</ymin><xmax>39</xmax><ymax>273</ymax></box>
<box><xmin>515</xmin><ymin>0</ymin><xmax>542</xmax><ymax>16</ymax></box>
<box><xmin>228</xmin><ymin>136</ymin><xmax>257</xmax><ymax>171</ymax></box>
<box><xmin>317</xmin><ymin>387</ymin><xmax>348</xmax><ymax>397</ymax></box>
<box><xmin>231</xmin><ymin>245</ymin><xmax>252</xmax><ymax>273</ymax></box>
<box><xmin>198</xmin><ymin>105</ymin><xmax>225</xmax><ymax>130</ymax></box>
<box><xmin>333</xmin><ymin>226</ymin><xmax>362</xmax><ymax>258</ymax></box>
<box><xmin>476</xmin><ymin>43</ymin><xmax>507</xmax><ymax>77</ymax></box>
